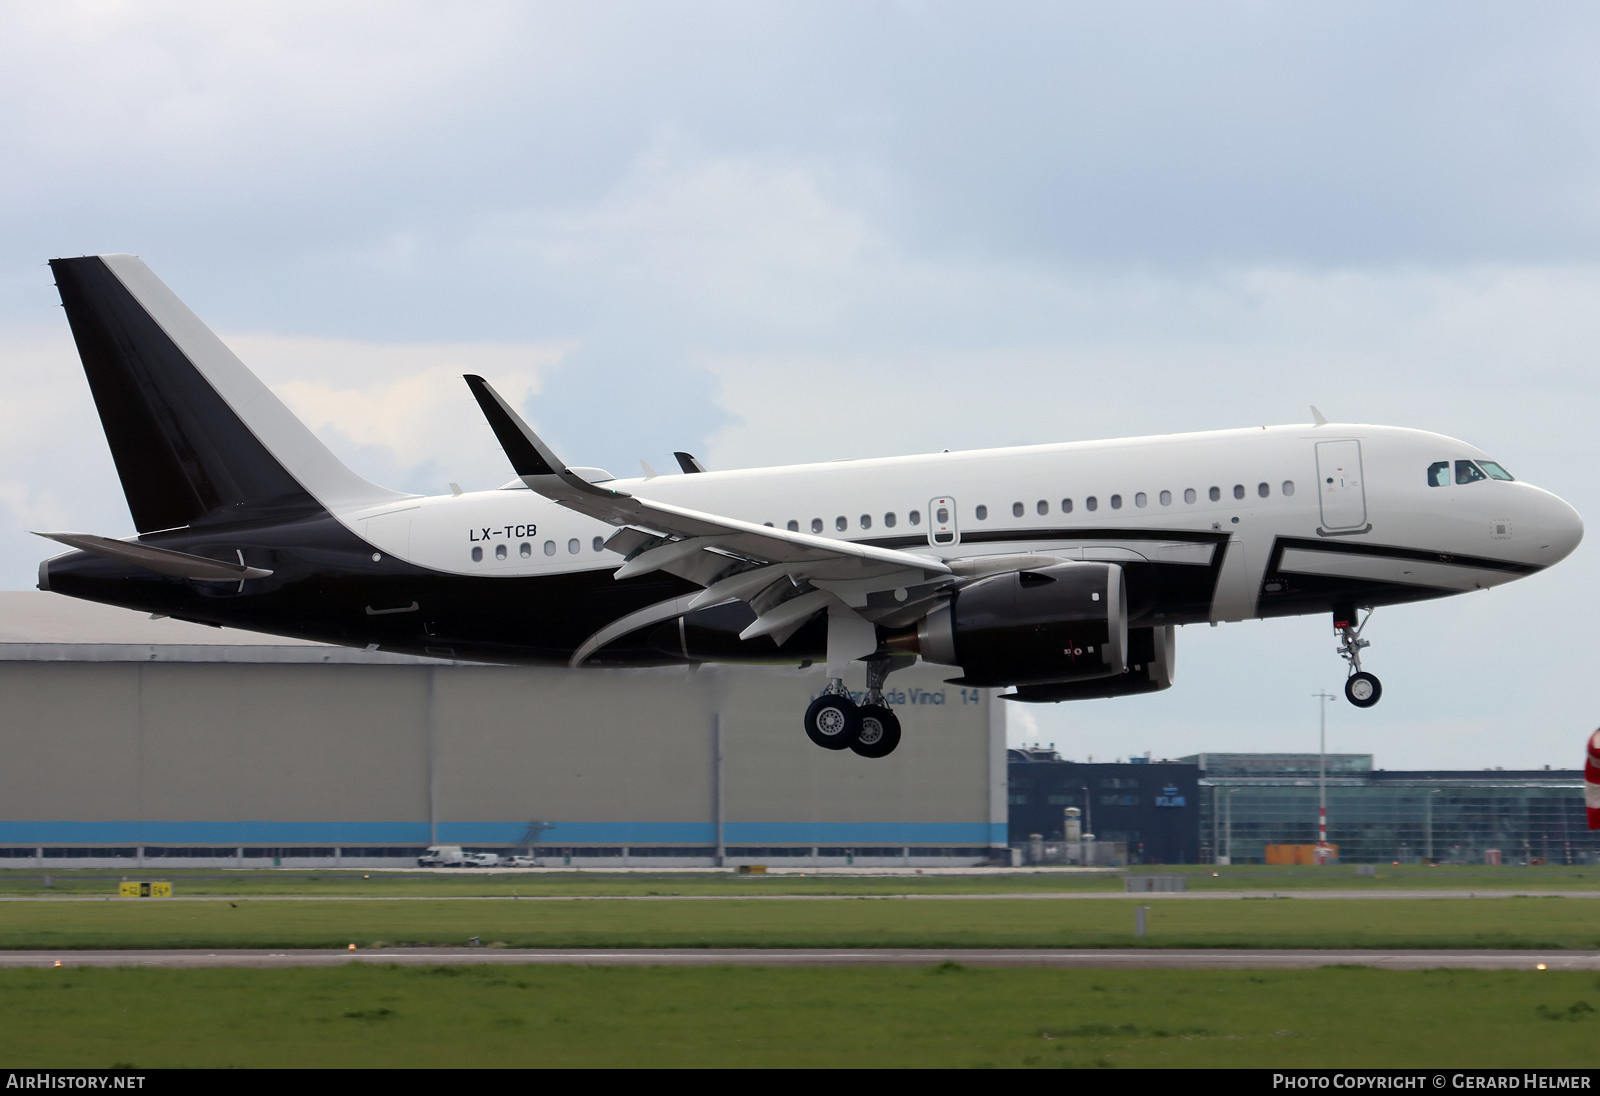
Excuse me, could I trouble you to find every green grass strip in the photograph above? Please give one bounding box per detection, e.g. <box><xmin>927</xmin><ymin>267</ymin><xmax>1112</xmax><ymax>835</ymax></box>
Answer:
<box><xmin>2</xmin><ymin>896</ymin><xmax>1598</xmax><ymax>950</ymax></box>
<box><xmin>5</xmin><ymin>862</ymin><xmax>1600</xmax><ymax>899</ymax></box>
<box><xmin>1</xmin><ymin>965</ymin><xmax>1596</xmax><ymax>1068</ymax></box>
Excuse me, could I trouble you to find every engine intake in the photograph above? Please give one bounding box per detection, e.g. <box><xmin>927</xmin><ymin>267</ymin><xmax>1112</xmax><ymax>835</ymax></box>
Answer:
<box><xmin>918</xmin><ymin>561</ymin><xmax>1127</xmax><ymax>687</ymax></box>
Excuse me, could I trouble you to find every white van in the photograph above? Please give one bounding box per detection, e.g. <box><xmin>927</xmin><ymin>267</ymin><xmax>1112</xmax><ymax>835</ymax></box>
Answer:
<box><xmin>417</xmin><ymin>845</ymin><xmax>469</xmax><ymax>867</ymax></box>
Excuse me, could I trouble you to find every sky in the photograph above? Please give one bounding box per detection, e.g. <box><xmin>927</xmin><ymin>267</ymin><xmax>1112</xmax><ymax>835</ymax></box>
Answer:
<box><xmin>2</xmin><ymin>1</ymin><xmax>1597</xmax><ymax>770</ymax></box>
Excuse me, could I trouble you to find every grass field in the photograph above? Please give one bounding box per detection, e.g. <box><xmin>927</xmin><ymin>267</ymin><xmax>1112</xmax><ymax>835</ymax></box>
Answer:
<box><xmin>2</xmin><ymin>964</ymin><xmax>1596</xmax><ymax>1068</ymax></box>
<box><xmin>2</xmin><ymin>895</ymin><xmax>1598</xmax><ymax>950</ymax></box>
<box><xmin>2</xmin><ymin>862</ymin><xmax>1598</xmax><ymax>898</ymax></box>
<box><xmin>6</xmin><ymin>869</ymin><xmax>1599</xmax><ymax>1068</ymax></box>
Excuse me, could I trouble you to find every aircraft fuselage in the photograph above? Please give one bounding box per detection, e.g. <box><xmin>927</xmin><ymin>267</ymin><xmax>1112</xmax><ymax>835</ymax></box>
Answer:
<box><xmin>42</xmin><ymin>422</ymin><xmax>1581</xmax><ymax>666</ymax></box>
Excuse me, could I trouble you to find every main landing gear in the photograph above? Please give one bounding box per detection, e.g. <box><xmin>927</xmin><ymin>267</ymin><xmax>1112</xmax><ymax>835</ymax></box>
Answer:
<box><xmin>802</xmin><ymin>654</ymin><xmax>906</xmax><ymax>758</ymax></box>
<box><xmin>1336</xmin><ymin>608</ymin><xmax>1382</xmax><ymax>708</ymax></box>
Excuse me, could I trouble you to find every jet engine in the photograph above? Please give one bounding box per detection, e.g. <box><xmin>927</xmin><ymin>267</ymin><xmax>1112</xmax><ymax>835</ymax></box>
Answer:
<box><xmin>917</xmin><ymin>561</ymin><xmax>1127</xmax><ymax>687</ymax></box>
<box><xmin>1003</xmin><ymin>625</ymin><xmax>1175</xmax><ymax>702</ymax></box>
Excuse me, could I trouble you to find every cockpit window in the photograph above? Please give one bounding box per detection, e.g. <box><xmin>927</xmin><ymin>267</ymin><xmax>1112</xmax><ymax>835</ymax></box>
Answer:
<box><xmin>1479</xmin><ymin>461</ymin><xmax>1514</xmax><ymax>481</ymax></box>
<box><xmin>1427</xmin><ymin>462</ymin><xmax>1450</xmax><ymax>487</ymax></box>
<box><xmin>1455</xmin><ymin>460</ymin><xmax>1487</xmax><ymax>485</ymax></box>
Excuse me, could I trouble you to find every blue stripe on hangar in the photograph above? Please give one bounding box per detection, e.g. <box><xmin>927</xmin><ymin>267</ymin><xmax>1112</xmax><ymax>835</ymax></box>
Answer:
<box><xmin>0</xmin><ymin>820</ymin><xmax>1008</xmax><ymax>846</ymax></box>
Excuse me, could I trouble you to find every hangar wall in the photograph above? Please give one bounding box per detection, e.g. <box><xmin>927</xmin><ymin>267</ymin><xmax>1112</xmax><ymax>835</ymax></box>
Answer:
<box><xmin>0</xmin><ymin>594</ymin><xmax>1005</xmax><ymax>867</ymax></box>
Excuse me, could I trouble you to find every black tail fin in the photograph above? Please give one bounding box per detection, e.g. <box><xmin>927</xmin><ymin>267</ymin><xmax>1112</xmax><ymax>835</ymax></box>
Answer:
<box><xmin>50</xmin><ymin>255</ymin><xmax>402</xmax><ymax>532</ymax></box>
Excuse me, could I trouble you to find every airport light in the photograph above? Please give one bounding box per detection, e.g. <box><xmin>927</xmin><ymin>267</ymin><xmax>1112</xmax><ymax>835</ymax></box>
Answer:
<box><xmin>1313</xmin><ymin>690</ymin><xmax>1336</xmax><ymax>864</ymax></box>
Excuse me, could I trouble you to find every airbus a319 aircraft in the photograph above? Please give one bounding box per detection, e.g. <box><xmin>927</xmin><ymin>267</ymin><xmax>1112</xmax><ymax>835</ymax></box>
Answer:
<box><xmin>36</xmin><ymin>255</ymin><xmax>1584</xmax><ymax>758</ymax></box>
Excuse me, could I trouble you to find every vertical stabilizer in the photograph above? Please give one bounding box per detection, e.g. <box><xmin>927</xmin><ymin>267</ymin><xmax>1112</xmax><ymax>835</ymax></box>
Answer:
<box><xmin>49</xmin><ymin>255</ymin><xmax>407</xmax><ymax>532</ymax></box>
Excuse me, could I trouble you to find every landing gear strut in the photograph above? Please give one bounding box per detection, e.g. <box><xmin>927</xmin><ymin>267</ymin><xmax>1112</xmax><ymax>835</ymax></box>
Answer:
<box><xmin>1336</xmin><ymin>608</ymin><xmax>1382</xmax><ymax>708</ymax></box>
<box><xmin>852</xmin><ymin>655</ymin><xmax>905</xmax><ymax>759</ymax></box>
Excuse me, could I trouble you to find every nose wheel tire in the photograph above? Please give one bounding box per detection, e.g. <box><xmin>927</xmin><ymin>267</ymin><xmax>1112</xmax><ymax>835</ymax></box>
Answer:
<box><xmin>804</xmin><ymin>694</ymin><xmax>862</xmax><ymax>750</ymax></box>
<box><xmin>1345</xmin><ymin>671</ymin><xmax>1382</xmax><ymax>708</ymax></box>
<box><xmin>851</xmin><ymin>705</ymin><xmax>902</xmax><ymax>758</ymax></box>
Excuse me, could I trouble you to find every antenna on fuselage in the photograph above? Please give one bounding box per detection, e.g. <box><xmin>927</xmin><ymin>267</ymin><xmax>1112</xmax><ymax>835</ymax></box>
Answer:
<box><xmin>1310</xmin><ymin>405</ymin><xmax>1329</xmax><ymax>427</ymax></box>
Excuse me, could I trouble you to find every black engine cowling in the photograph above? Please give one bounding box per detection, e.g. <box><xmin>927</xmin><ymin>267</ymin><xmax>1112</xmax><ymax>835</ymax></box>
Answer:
<box><xmin>918</xmin><ymin>562</ymin><xmax>1127</xmax><ymax>687</ymax></box>
<box><xmin>1002</xmin><ymin>625</ymin><xmax>1176</xmax><ymax>702</ymax></box>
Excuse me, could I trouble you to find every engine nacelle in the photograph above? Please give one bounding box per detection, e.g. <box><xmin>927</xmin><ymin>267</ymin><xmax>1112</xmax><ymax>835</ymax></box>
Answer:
<box><xmin>1003</xmin><ymin>625</ymin><xmax>1176</xmax><ymax>702</ymax></box>
<box><xmin>918</xmin><ymin>562</ymin><xmax>1127</xmax><ymax>687</ymax></box>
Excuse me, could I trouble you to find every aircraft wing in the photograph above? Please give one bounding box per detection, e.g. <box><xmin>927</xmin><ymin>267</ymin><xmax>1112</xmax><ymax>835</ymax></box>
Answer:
<box><xmin>465</xmin><ymin>375</ymin><xmax>954</xmax><ymax>660</ymax></box>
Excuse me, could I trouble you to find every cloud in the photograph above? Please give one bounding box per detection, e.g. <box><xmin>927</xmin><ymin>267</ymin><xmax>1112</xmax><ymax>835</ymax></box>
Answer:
<box><xmin>224</xmin><ymin>332</ymin><xmax>572</xmax><ymax>492</ymax></box>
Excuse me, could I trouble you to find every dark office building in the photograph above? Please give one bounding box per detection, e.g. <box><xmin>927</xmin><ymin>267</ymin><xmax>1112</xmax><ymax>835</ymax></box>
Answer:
<box><xmin>1006</xmin><ymin>749</ymin><xmax>1201</xmax><ymax>864</ymax></box>
<box><xmin>1190</xmin><ymin>753</ymin><xmax>1598</xmax><ymax>865</ymax></box>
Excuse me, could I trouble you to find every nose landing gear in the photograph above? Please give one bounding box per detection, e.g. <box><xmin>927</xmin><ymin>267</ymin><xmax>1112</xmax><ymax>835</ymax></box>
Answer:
<box><xmin>1336</xmin><ymin>608</ymin><xmax>1382</xmax><ymax>708</ymax></box>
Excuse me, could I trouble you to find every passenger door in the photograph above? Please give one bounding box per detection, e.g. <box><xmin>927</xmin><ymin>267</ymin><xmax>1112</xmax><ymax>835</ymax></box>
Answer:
<box><xmin>1315</xmin><ymin>440</ymin><xmax>1368</xmax><ymax>533</ymax></box>
<box><xmin>928</xmin><ymin>497</ymin><xmax>959</xmax><ymax>546</ymax></box>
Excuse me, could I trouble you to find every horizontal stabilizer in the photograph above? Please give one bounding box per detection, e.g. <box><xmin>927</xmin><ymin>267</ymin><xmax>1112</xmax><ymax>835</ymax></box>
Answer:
<box><xmin>34</xmin><ymin>532</ymin><xmax>273</xmax><ymax>581</ymax></box>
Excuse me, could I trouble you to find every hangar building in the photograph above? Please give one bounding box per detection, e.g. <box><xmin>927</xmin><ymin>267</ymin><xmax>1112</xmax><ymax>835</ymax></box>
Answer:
<box><xmin>0</xmin><ymin>593</ymin><xmax>1006</xmax><ymax>868</ymax></box>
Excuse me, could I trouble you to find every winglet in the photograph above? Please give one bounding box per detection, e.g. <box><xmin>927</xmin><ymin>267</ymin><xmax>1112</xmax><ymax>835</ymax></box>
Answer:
<box><xmin>463</xmin><ymin>375</ymin><xmax>630</xmax><ymax>500</ymax></box>
<box><xmin>1310</xmin><ymin>405</ymin><xmax>1328</xmax><ymax>427</ymax></box>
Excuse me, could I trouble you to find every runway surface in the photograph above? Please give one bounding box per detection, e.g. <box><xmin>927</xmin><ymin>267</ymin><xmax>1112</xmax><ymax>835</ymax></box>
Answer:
<box><xmin>3</xmin><ymin>948</ymin><xmax>1596</xmax><ymax>969</ymax></box>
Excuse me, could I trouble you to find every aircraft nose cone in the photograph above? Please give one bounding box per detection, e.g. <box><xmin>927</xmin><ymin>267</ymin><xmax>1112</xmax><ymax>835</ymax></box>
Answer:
<box><xmin>1540</xmin><ymin>494</ymin><xmax>1584</xmax><ymax>564</ymax></box>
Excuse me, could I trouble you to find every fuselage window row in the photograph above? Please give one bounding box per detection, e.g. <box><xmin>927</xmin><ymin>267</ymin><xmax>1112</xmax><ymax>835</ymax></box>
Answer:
<box><xmin>744</xmin><ymin>471</ymin><xmax>1301</xmax><ymax>557</ymax></box>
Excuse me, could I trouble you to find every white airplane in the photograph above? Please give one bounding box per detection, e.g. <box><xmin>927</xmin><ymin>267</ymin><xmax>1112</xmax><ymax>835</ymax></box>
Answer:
<box><xmin>36</xmin><ymin>255</ymin><xmax>1584</xmax><ymax>758</ymax></box>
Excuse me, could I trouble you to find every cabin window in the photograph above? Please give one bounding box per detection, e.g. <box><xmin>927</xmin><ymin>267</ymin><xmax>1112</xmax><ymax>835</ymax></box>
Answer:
<box><xmin>592</xmin><ymin>536</ymin><xmax>605</xmax><ymax>552</ymax></box>
<box><xmin>909</xmin><ymin>510</ymin><xmax>921</xmax><ymax>526</ymax></box>
<box><xmin>1209</xmin><ymin>486</ymin><xmax>1221</xmax><ymax>502</ymax></box>
<box><xmin>495</xmin><ymin>544</ymin><xmax>507</xmax><ymax>560</ymax></box>
<box><xmin>1258</xmin><ymin>482</ymin><xmax>1270</xmax><ymax>498</ymax></box>
<box><xmin>1184</xmin><ymin>488</ymin><xmax>1197</xmax><ymax>504</ymax></box>
<box><xmin>975</xmin><ymin>505</ymin><xmax>988</xmax><ymax>520</ymax></box>
<box><xmin>520</xmin><ymin>543</ymin><xmax>532</xmax><ymax>558</ymax></box>
<box><xmin>763</xmin><ymin>521</ymin><xmax>773</xmax><ymax>527</ymax></box>
<box><xmin>1086</xmin><ymin>496</ymin><xmax>1098</xmax><ymax>512</ymax></box>
<box><xmin>1012</xmin><ymin>502</ymin><xmax>1024</xmax><ymax>518</ymax></box>
<box><xmin>1427</xmin><ymin>462</ymin><xmax>1450</xmax><ymax>487</ymax></box>
<box><xmin>811</xmin><ymin>518</ymin><xmax>823</xmax><ymax>534</ymax></box>
<box><xmin>884</xmin><ymin>512</ymin><xmax>897</xmax><ymax>528</ymax></box>
<box><xmin>1233</xmin><ymin>484</ymin><xmax>1245</xmax><ymax>500</ymax></box>
<box><xmin>568</xmin><ymin>539</ymin><xmax>580</xmax><ymax>554</ymax></box>
<box><xmin>1160</xmin><ymin>490</ymin><xmax>1172</xmax><ymax>506</ymax></box>
<box><xmin>1456</xmin><ymin>460</ymin><xmax>1488</xmax><ymax>485</ymax></box>
<box><xmin>859</xmin><ymin>514</ymin><xmax>872</xmax><ymax>529</ymax></box>
<box><xmin>1061</xmin><ymin>498</ymin><xmax>1073</xmax><ymax>513</ymax></box>
<box><xmin>935</xmin><ymin>506</ymin><xmax>949</xmax><ymax>524</ymax></box>
<box><xmin>835</xmin><ymin>516</ymin><xmax>848</xmax><ymax>532</ymax></box>
<box><xmin>786</xmin><ymin>520</ymin><xmax>798</xmax><ymax>531</ymax></box>
<box><xmin>544</xmin><ymin>540</ymin><xmax>556</xmax><ymax>556</ymax></box>
<box><xmin>471</xmin><ymin>546</ymin><xmax>483</xmax><ymax>563</ymax></box>
<box><xmin>1036</xmin><ymin>500</ymin><xmax>1048</xmax><ymax>516</ymax></box>
<box><xmin>1135</xmin><ymin>492</ymin><xmax>1148</xmax><ymax>508</ymax></box>
<box><xmin>1110</xmin><ymin>494</ymin><xmax>1122</xmax><ymax>510</ymax></box>
<box><xmin>1282</xmin><ymin>481</ymin><xmax>1296</xmax><ymax>497</ymax></box>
